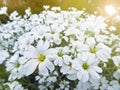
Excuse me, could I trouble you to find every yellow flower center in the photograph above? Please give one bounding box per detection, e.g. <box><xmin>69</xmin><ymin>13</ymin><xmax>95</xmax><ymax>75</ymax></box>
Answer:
<box><xmin>82</xmin><ymin>63</ymin><xmax>89</xmax><ymax>70</ymax></box>
<box><xmin>68</xmin><ymin>62</ymin><xmax>72</xmax><ymax>67</ymax></box>
<box><xmin>51</xmin><ymin>30</ymin><xmax>55</xmax><ymax>34</ymax></box>
<box><xmin>90</xmin><ymin>47</ymin><xmax>97</xmax><ymax>54</ymax></box>
<box><xmin>57</xmin><ymin>51</ymin><xmax>64</xmax><ymax>57</ymax></box>
<box><xmin>38</xmin><ymin>54</ymin><xmax>46</xmax><ymax>62</ymax></box>
<box><xmin>15</xmin><ymin>62</ymin><xmax>20</xmax><ymax>68</ymax></box>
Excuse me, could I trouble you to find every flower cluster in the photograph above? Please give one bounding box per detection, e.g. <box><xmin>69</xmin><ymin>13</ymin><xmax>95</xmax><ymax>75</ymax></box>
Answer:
<box><xmin>0</xmin><ymin>6</ymin><xmax>120</xmax><ymax>90</ymax></box>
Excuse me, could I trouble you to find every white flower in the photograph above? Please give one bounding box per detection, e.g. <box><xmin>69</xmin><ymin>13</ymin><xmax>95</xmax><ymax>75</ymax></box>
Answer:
<box><xmin>17</xmin><ymin>33</ymin><xmax>34</xmax><ymax>52</ymax></box>
<box><xmin>75</xmin><ymin>81</ymin><xmax>91</xmax><ymax>90</ymax></box>
<box><xmin>90</xmin><ymin>76</ymin><xmax>109</xmax><ymax>90</ymax></box>
<box><xmin>0</xmin><ymin>50</ymin><xmax>9</xmax><ymax>64</ymax></box>
<box><xmin>112</xmin><ymin>56</ymin><xmax>120</xmax><ymax>67</ymax></box>
<box><xmin>51</xmin><ymin>7</ymin><xmax>61</xmax><ymax>11</ymax></box>
<box><xmin>108</xmin><ymin>80</ymin><xmax>120</xmax><ymax>90</ymax></box>
<box><xmin>59</xmin><ymin>80</ymin><xmax>70</xmax><ymax>90</ymax></box>
<box><xmin>6</xmin><ymin>52</ymin><xmax>26</xmax><ymax>81</ymax></box>
<box><xmin>109</xmin><ymin>26</ymin><xmax>117</xmax><ymax>31</ymax></box>
<box><xmin>73</xmin><ymin>53</ymin><xmax>102</xmax><ymax>82</ymax></box>
<box><xmin>25</xmin><ymin>7</ymin><xmax>31</xmax><ymax>17</ymax></box>
<box><xmin>36</xmin><ymin>71</ymin><xmax>58</xmax><ymax>84</ymax></box>
<box><xmin>64</xmin><ymin>26</ymin><xmax>81</xmax><ymax>37</ymax></box>
<box><xmin>80</xmin><ymin>37</ymin><xmax>111</xmax><ymax>62</ymax></box>
<box><xmin>31</xmin><ymin>25</ymin><xmax>50</xmax><ymax>40</ymax></box>
<box><xmin>0</xmin><ymin>7</ymin><xmax>7</xmax><ymax>15</ymax></box>
<box><xmin>53</xmin><ymin>47</ymin><xmax>69</xmax><ymax>66</ymax></box>
<box><xmin>45</xmin><ymin>23</ymin><xmax>63</xmax><ymax>45</ymax></box>
<box><xmin>36</xmin><ymin>75</ymin><xmax>47</xmax><ymax>84</ymax></box>
<box><xmin>43</xmin><ymin>5</ymin><xmax>50</xmax><ymax>10</ymax></box>
<box><xmin>22</xmin><ymin>40</ymin><xmax>55</xmax><ymax>76</ymax></box>
<box><xmin>80</xmin><ymin>15</ymin><xmax>107</xmax><ymax>34</ymax></box>
<box><xmin>9</xmin><ymin>11</ymin><xmax>21</xmax><ymax>20</ymax></box>
<box><xmin>38</xmin><ymin>82</ymin><xmax>50</xmax><ymax>90</ymax></box>
<box><xmin>113</xmin><ymin>69</ymin><xmax>120</xmax><ymax>80</ymax></box>
<box><xmin>5</xmin><ymin>81</ymin><xmax>27</xmax><ymax>90</ymax></box>
<box><xmin>60</xmin><ymin>55</ymin><xmax>76</xmax><ymax>74</ymax></box>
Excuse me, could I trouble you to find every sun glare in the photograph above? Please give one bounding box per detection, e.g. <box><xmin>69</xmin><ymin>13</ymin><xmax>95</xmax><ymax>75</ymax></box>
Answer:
<box><xmin>105</xmin><ymin>5</ymin><xmax>117</xmax><ymax>15</ymax></box>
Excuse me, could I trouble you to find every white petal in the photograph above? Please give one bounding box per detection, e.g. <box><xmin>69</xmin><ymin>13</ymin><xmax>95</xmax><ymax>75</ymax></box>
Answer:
<box><xmin>8</xmin><ymin>72</ymin><xmax>17</xmax><ymax>81</ymax></box>
<box><xmin>82</xmin><ymin>71</ymin><xmax>89</xmax><ymax>82</ymax></box>
<box><xmin>112</xmin><ymin>56</ymin><xmax>120</xmax><ymax>66</ymax></box>
<box><xmin>58</xmin><ymin>58</ymin><xmax>64</xmax><ymax>66</ymax></box>
<box><xmin>67</xmin><ymin>74</ymin><xmax>77</xmax><ymax>80</ymax></box>
<box><xmin>81</xmin><ymin>52</ymin><xmax>90</xmax><ymax>62</ymax></box>
<box><xmin>113</xmin><ymin>69</ymin><xmax>120</xmax><ymax>80</ymax></box>
<box><xmin>46</xmin><ymin>61</ymin><xmax>54</xmax><ymax>72</ymax></box>
<box><xmin>96</xmin><ymin>50</ymin><xmax>108</xmax><ymax>62</ymax></box>
<box><xmin>44</xmin><ymin>41</ymin><xmax>50</xmax><ymax>49</ymax></box>
<box><xmin>86</xmin><ymin>37</ymin><xmax>95</xmax><ymax>48</ymax></box>
<box><xmin>89</xmin><ymin>69</ymin><xmax>100</xmax><ymax>79</ymax></box>
<box><xmin>39</xmin><ymin>64</ymin><xmax>49</xmax><ymax>76</ymax></box>
<box><xmin>22</xmin><ymin>60</ymin><xmax>38</xmax><ymax>76</ymax></box>
<box><xmin>48</xmin><ymin>48</ymin><xmax>57</xmax><ymax>55</ymax></box>
<box><xmin>0</xmin><ymin>50</ymin><xmax>9</xmax><ymax>64</ymax></box>
<box><xmin>24</xmin><ymin>46</ymin><xmax>39</xmax><ymax>58</ymax></box>
<box><xmin>29</xmin><ymin>46</ymin><xmax>39</xmax><ymax>55</ymax></box>
<box><xmin>60</xmin><ymin>66</ymin><xmax>69</xmax><ymax>74</ymax></box>
<box><xmin>92</xmin><ymin>66</ymin><xmax>102</xmax><ymax>73</ymax></box>
<box><xmin>18</xmin><ymin>57</ymin><xmax>28</xmax><ymax>64</ymax></box>
<box><xmin>35</xmin><ymin>76</ymin><xmax>40</xmax><ymax>80</ymax></box>
<box><xmin>97</xmin><ymin>43</ymin><xmax>111</xmax><ymax>52</ymax></box>
<box><xmin>72</xmin><ymin>59</ymin><xmax>81</xmax><ymax>70</ymax></box>
<box><xmin>78</xmin><ymin>44</ymin><xmax>89</xmax><ymax>52</ymax></box>
<box><xmin>54</xmin><ymin>38</ymin><xmax>61</xmax><ymax>45</ymax></box>
<box><xmin>63</xmin><ymin>55</ymin><xmax>71</xmax><ymax>64</ymax></box>
<box><xmin>37</xmin><ymin>40</ymin><xmax>44</xmax><ymax>50</ymax></box>
<box><xmin>14</xmin><ymin>85</ymin><xmax>22</xmax><ymax>90</ymax></box>
<box><xmin>77</xmin><ymin>70</ymin><xmax>83</xmax><ymax>80</ymax></box>
<box><xmin>37</xmin><ymin>40</ymin><xmax>49</xmax><ymax>51</ymax></box>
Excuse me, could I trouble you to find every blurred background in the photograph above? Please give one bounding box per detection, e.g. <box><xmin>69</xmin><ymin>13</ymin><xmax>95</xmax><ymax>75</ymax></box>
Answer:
<box><xmin>0</xmin><ymin>0</ymin><xmax>120</xmax><ymax>28</ymax></box>
<box><xmin>0</xmin><ymin>0</ymin><xmax>120</xmax><ymax>14</ymax></box>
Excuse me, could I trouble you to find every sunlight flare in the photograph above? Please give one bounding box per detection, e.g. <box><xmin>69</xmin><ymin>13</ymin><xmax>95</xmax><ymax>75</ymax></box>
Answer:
<box><xmin>105</xmin><ymin>5</ymin><xmax>117</xmax><ymax>15</ymax></box>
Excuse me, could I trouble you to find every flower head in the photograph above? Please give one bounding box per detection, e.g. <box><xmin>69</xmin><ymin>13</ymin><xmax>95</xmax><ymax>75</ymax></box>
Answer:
<box><xmin>73</xmin><ymin>53</ymin><xmax>102</xmax><ymax>82</ymax></box>
<box><xmin>0</xmin><ymin>7</ymin><xmax>7</xmax><ymax>15</ymax></box>
<box><xmin>22</xmin><ymin>40</ymin><xmax>55</xmax><ymax>76</ymax></box>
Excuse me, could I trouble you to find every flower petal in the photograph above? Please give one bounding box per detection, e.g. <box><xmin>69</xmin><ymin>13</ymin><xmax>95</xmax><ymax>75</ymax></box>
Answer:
<box><xmin>82</xmin><ymin>71</ymin><xmax>89</xmax><ymax>82</ymax></box>
<box><xmin>22</xmin><ymin>60</ymin><xmax>38</xmax><ymax>76</ymax></box>
<box><xmin>39</xmin><ymin>64</ymin><xmax>49</xmax><ymax>76</ymax></box>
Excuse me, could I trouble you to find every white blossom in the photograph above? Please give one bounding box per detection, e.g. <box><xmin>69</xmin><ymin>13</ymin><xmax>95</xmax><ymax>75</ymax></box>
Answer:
<box><xmin>60</xmin><ymin>55</ymin><xmax>76</xmax><ymax>74</ymax></box>
<box><xmin>5</xmin><ymin>81</ymin><xmax>27</xmax><ymax>90</ymax></box>
<box><xmin>73</xmin><ymin>53</ymin><xmax>102</xmax><ymax>82</ymax></box>
<box><xmin>22</xmin><ymin>40</ymin><xmax>55</xmax><ymax>76</ymax></box>
<box><xmin>75</xmin><ymin>81</ymin><xmax>91</xmax><ymax>90</ymax></box>
<box><xmin>6</xmin><ymin>52</ymin><xmax>26</xmax><ymax>81</ymax></box>
<box><xmin>0</xmin><ymin>7</ymin><xmax>7</xmax><ymax>15</ymax></box>
<box><xmin>0</xmin><ymin>50</ymin><xmax>9</xmax><ymax>64</ymax></box>
<box><xmin>113</xmin><ymin>69</ymin><xmax>120</xmax><ymax>81</ymax></box>
<box><xmin>108</xmin><ymin>80</ymin><xmax>120</xmax><ymax>90</ymax></box>
<box><xmin>112</xmin><ymin>56</ymin><xmax>120</xmax><ymax>67</ymax></box>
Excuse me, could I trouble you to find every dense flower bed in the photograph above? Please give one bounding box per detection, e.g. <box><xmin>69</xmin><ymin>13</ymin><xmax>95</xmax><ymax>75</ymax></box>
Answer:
<box><xmin>0</xmin><ymin>6</ymin><xmax>120</xmax><ymax>90</ymax></box>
